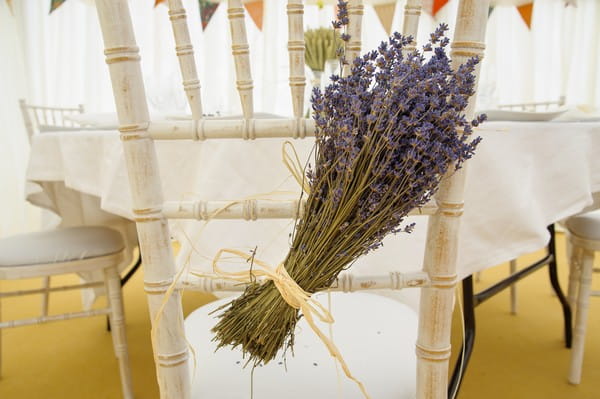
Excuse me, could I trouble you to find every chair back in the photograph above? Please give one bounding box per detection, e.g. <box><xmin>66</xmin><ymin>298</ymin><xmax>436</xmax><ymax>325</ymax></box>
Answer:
<box><xmin>94</xmin><ymin>1</ymin><xmax>489</xmax><ymax>398</ymax></box>
<box><xmin>19</xmin><ymin>99</ymin><xmax>85</xmax><ymax>142</ymax></box>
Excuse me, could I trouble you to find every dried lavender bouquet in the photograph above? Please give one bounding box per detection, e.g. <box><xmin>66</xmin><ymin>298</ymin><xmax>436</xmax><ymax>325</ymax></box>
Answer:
<box><xmin>212</xmin><ymin>23</ymin><xmax>485</xmax><ymax>365</ymax></box>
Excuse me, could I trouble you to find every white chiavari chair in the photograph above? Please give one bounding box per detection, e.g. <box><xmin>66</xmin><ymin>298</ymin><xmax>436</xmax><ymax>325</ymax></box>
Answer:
<box><xmin>19</xmin><ymin>99</ymin><xmax>85</xmax><ymax>143</ymax></box>
<box><xmin>19</xmin><ymin>98</ymin><xmax>98</xmax><ymax>330</ymax></box>
<box><xmin>0</xmin><ymin>226</ymin><xmax>133</xmax><ymax>398</ymax></box>
<box><xmin>94</xmin><ymin>0</ymin><xmax>489</xmax><ymax>397</ymax></box>
<box><xmin>565</xmin><ymin>210</ymin><xmax>600</xmax><ymax>384</ymax></box>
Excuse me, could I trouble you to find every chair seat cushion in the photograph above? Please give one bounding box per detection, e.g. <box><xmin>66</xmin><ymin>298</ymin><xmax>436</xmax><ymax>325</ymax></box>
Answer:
<box><xmin>566</xmin><ymin>210</ymin><xmax>600</xmax><ymax>240</ymax></box>
<box><xmin>184</xmin><ymin>292</ymin><xmax>417</xmax><ymax>399</ymax></box>
<box><xmin>0</xmin><ymin>226</ymin><xmax>124</xmax><ymax>267</ymax></box>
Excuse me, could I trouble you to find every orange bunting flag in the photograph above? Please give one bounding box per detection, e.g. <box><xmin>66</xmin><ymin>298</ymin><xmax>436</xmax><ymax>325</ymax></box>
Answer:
<box><xmin>517</xmin><ymin>2</ymin><xmax>533</xmax><ymax>29</ymax></box>
<box><xmin>244</xmin><ymin>0</ymin><xmax>263</xmax><ymax>31</ymax></box>
<box><xmin>423</xmin><ymin>0</ymin><xmax>449</xmax><ymax>18</ymax></box>
<box><xmin>373</xmin><ymin>3</ymin><xmax>396</xmax><ymax>35</ymax></box>
<box><xmin>432</xmin><ymin>0</ymin><xmax>449</xmax><ymax>17</ymax></box>
<box><xmin>154</xmin><ymin>0</ymin><xmax>167</xmax><ymax>6</ymax></box>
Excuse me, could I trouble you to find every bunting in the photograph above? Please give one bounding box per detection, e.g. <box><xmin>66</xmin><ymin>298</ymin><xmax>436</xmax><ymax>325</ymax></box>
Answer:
<box><xmin>373</xmin><ymin>3</ymin><xmax>396</xmax><ymax>35</ymax></box>
<box><xmin>244</xmin><ymin>1</ymin><xmax>263</xmax><ymax>31</ymax></box>
<box><xmin>49</xmin><ymin>0</ymin><xmax>67</xmax><ymax>13</ymax></box>
<box><xmin>517</xmin><ymin>2</ymin><xmax>533</xmax><ymax>29</ymax></box>
<box><xmin>422</xmin><ymin>0</ymin><xmax>449</xmax><ymax>18</ymax></box>
<box><xmin>199</xmin><ymin>0</ymin><xmax>219</xmax><ymax>30</ymax></box>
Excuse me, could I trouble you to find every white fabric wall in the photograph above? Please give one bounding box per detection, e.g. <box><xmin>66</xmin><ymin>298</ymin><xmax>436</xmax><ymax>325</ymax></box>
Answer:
<box><xmin>0</xmin><ymin>1</ymin><xmax>41</xmax><ymax>237</ymax></box>
<box><xmin>1</xmin><ymin>0</ymin><xmax>599</xmax><ymax>237</ymax></box>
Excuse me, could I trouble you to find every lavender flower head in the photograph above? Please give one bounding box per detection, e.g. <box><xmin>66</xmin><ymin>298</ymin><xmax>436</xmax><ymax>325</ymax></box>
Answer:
<box><xmin>295</xmin><ymin>23</ymin><xmax>485</xmax><ymax>266</ymax></box>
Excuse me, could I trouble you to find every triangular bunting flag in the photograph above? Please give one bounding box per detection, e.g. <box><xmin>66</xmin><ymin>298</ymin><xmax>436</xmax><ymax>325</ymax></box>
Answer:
<box><xmin>432</xmin><ymin>0</ymin><xmax>449</xmax><ymax>17</ymax></box>
<box><xmin>517</xmin><ymin>3</ymin><xmax>533</xmax><ymax>29</ymax></box>
<box><xmin>200</xmin><ymin>0</ymin><xmax>219</xmax><ymax>31</ymax></box>
<box><xmin>154</xmin><ymin>0</ymin><xmax>167</xmax><ymax>6</ymax></box>
<box><xmin>488</xmin><ymin>6</ymin><xmax>494</xmax><ymax>18</ymax></box>
<box><xmin>373</xmin><ymin>3</ymin><xmax>396</xmax><ymax>35</ymax></box>
<box><xmin>422</xmin><ymin>0</ymin><xmax>449</xmax><ymax>18</ymax></box>
<box><xmin>49</xmin><ymin>0</ymin><xmax>67</xmax><ymax>13</ymax></box>
<box><xmin>244</xmin><ymin>1</ymin><xmax>263</xmax><ymax>31</ymax></box>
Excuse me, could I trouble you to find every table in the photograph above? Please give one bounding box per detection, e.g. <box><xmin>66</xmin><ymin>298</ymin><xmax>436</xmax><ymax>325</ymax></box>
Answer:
<box><xmin>26</xmin><ymin>121</ymin><xmax>600</xmax><ymax>309</ymax></box>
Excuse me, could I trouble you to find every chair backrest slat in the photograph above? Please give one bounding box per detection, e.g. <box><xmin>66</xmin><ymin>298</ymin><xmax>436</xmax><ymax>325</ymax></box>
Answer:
<box><xmin>416</xmin><ymin>1</ymin><xmax>489</xmax><ymax>398</ymax></box>
<box><xmin>167</xmin><ymin>0</ymin><xmax>203</xmax><ymax>119</ymax></box>
<box><xmin>402</xmin><ymin>0</ymin><xmax>422</xmax><ymax>53</ymax></box>
<box><xmin>343</xmin><ymin>0</ymin><xmax>364</xmax><ymax>77</ymax></box>
<box><xmin>287</xmin><ymin>0</ymin><xmax>306</xmax><ymax>119</ymax></box>
<box><xmin>95</xmin><ymin>1</ymin><xmax>191</xmax><ymax>398</ymax></box>
<box><xmin>227</xmin><ymin>0</ymin><xmax>254</xmax><ymax>118</ymax></box>
<box><xmin>19</xmin><ymin>99</ymin><xmax>35</xmax><ymax>142</ymax></box>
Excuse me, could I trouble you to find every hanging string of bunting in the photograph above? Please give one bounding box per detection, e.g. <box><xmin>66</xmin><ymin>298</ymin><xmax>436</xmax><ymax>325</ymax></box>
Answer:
<box><xmin>37</xmin><ymin>0</ymin><xmax>570</xmax><ymax>32</ymax></box>
<box><xmin>487</xmin><ymin>1</ymin><xmax>534</xmax><ymax>30</ymax></box>
<box><xmin>154</xmin><ymin>0</ymin><xmax>262</xmax><ymax>31</ymax></box>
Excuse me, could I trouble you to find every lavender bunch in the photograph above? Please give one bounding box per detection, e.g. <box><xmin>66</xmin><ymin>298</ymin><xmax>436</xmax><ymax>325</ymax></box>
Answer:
<box><xmin>212</xmin><ymin>17</ymin><xmax>485</xmax><ymax>366</ymax></box>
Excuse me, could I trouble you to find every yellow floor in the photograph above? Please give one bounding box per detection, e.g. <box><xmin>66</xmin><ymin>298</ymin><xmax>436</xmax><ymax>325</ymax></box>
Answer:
<box><xmin>0</xmin><ymin>233</ymin><xmax>598</xmax><ymax>398</ymax></box>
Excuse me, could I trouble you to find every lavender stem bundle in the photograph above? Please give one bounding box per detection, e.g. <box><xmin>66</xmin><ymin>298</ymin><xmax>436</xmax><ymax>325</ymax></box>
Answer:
<box><xmin>212</xmin><ymin>15</ymin><xmax>485</xmax><ymax>366</ymax></box>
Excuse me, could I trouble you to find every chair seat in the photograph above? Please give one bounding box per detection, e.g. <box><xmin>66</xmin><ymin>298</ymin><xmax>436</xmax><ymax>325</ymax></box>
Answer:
<box><xmin>566</xmin><ymin>210</ymin><xmax>600</xmax><ymax>240</ymax></box>
<box><xmin>184</xmin><ymin>292</ymin><xmax>418</xmax><ymax>399</ymax></box>
<box><xmin>0</xmin><ymin>226</ymin><xmax>124</xmax><ymax>267</ymax></box>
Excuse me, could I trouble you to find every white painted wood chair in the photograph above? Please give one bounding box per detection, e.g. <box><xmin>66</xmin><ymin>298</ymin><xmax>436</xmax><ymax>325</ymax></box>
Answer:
<box><xmin>94</xmin><ymin>0</ymin><xmax>489</xmax><ymax>397</ymax></box>
<box><xmin>0</xmin><ymin>226</ymin><xmax>133</xmax><ymax>398</ymax></box>
<box><xmin>565</xmin><ymin>210</ymin><xmax>600</xmax><ymax>384</ymax></box>
<box><xmin>19</xmin><ymin>99</ymin><xmax>85</xmax><ymax>143</ymax></box>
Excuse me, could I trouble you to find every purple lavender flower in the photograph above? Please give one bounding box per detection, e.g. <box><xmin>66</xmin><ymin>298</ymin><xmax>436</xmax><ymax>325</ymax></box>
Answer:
<box><xmin>302</xmin><ymin>24</ymin><xmax>484</xmax><ymax>264</ymax></box>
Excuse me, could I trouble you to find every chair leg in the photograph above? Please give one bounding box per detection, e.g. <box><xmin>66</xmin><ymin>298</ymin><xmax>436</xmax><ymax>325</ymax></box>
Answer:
<box><xmin>449</xmin><ymin>276</ymin><xmax>476</xmax><ymax>399</ymax></box>
<box><xmin>547</xmin><ymin>225</ymin><xmax>573</xmax><ymax>348</ymax></box>
<box><xmin>509</xmin><ymin>260</ymin><xmax>517</xmax><ymax>315</ymax></box>
<box><xmin>104</xmin><ymin>266</ymin><xmax>134</xmax><ymax>399</ymax></box>
<box><xmin>567</xmin><ymin>246</ymin><xmax>582</xmax><ymax>316</ymax></box>
<box><xmin>41</xmin><ymin>277</ymin><xmax>50</xmax><ymax>317</ymax></box>
<box><xmin>568</xmin><ymin>248</ymin><xmax>594</xmax><ymax>385</ymax></box>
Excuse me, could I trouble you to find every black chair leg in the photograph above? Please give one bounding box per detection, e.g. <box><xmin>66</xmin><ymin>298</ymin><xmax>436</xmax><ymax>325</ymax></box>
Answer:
<box><xmin>105</xmin><ymin>248</ymin><xmax>142</xmax><ymax>332</ymax></box>
<box><xmin>546</xmin><ymin>224</ymin><xmax>572</xmax><ymax>348</ymax></box>
<box><xmin>449</xmin><ymin>276</ymin><xmax>476</xmax><ymax>399</ymax></box>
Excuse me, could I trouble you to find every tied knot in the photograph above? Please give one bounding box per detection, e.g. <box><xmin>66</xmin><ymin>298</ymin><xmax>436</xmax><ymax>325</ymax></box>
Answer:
<box><xmin>211</xmin><ymin>249</ymin><xmax>332</xmax><ymax>324</ymax></box>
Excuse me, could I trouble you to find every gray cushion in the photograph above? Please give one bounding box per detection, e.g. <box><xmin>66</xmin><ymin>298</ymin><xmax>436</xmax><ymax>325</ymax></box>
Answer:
<box><xmin>0</xmin><ymin>226</ymin><xmax>124</xmax><ymax>267</ymax></box>
<box><xmin>566</xmin><ymin>210</ymin><xmax>600</xmax><ymax>240</ymax></box>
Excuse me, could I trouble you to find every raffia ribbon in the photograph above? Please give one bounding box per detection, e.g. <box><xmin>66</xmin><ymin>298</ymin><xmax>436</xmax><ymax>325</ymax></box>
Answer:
<box><xmin>153</xmin><ymin>141</ymin><xmax>369</xmax><ymax>397</ymax></box>
<box><xmin>211</xmin><ymin>248</ymin><xmax>371</xmax><ymax>399</ymax></box>
<box><xmin>282</xmin><ymin>140</ymin><xmax>311</xmax><ymax>195</ymax></box>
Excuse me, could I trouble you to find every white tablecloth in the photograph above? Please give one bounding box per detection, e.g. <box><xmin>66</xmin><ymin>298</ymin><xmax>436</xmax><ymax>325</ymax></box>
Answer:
<box><xmin>26</xmin><ymin>121</ymin><xmax>600</xmax><ymax>308</ymax></box>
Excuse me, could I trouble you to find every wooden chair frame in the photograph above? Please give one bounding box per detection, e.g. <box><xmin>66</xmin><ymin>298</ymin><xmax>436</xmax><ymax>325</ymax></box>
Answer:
<box><xmin>566</xmin><ymin>229</ymin><xmax>599</xmax><ymax>384</ymax></box>
<box><xmin>0</xmin><ymin>249</ymin><xmax>133</xmax><ymax>398</ymax></box>
<box><xmin>94</xmin><ymin>0</ymin><xmax>489</xmax><ymax>397</ymax></box>
<box><xmin>19</xmin><ymin>99</ymin><xmax>85</xmax><ymax>143</ymax></box>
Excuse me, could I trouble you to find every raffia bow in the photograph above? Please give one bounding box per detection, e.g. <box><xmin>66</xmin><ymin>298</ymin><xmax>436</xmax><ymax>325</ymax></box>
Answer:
<box><xmin>210</xmin><ymin>248</ymin><xmax>371</xmax><ymax>399</ymax></box>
